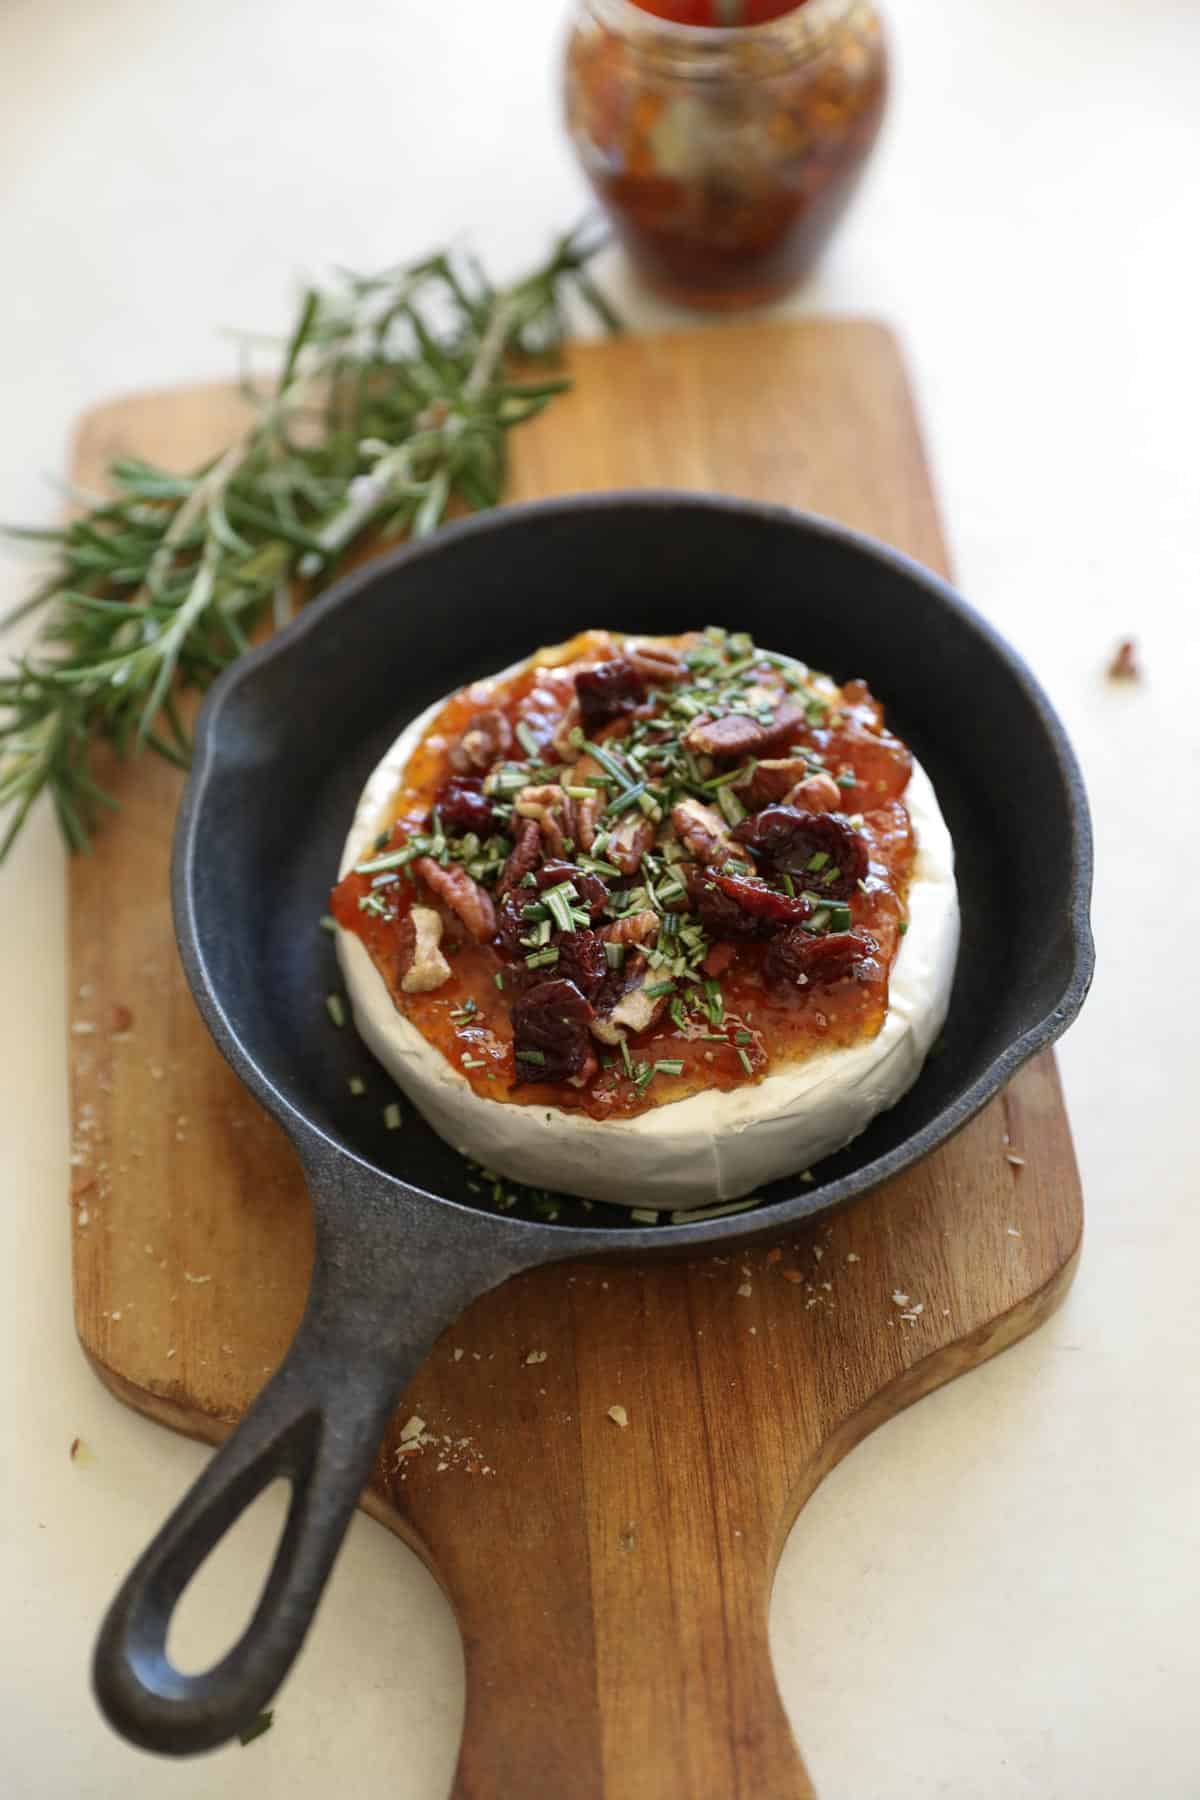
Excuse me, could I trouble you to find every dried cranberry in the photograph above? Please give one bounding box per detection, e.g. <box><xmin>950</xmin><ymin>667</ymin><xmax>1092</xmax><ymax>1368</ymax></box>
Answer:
<box><xmin>575</xmin><ymin>658</ymin><xmax>645</xmax><ymax>733</ymax></box>
<box><xmin>554</xmin><ymin>928</ymin><xmax>608</xmax><ymax>1002</ymax></box>
<box><xmin>511</xmin><ymin>978</ymin><xmax>595</xmax><ymax>1084</ymax></box>
<box><xmin>497</xmin><ymin>818</ymin><xmax>542</xmax><ymax>896</ymax></box>
<box><xmin>435</xmin><ymin>776</ymin><xmax>495</xmax><ymax>834</ymax></box>
<box><xmin>531</xmin><ymin>860</ymin><xmax>609</xmax><ymax>920</ymax></box>
<box><xmin>765</xmin><ymin>928</ymin><xmax>879</xmax><ymax>991</ymax></box>
<box><xmin>733</xmin><ymin>807</ymin><xmax>868</xmax><ymax>899</ymax></box>
<box><xmin>494</xmin><ymin>891</ymin><xmax>530</xmax><ymax>962</ymax></box>
<box><xmin>685</xmin><ymin>868</ymin><xmax>812</xmax><ymax>939</ymax></box>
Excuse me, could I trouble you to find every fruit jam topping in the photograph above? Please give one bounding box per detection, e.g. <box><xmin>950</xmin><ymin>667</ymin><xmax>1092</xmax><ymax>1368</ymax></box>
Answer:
<box><xmin>330</xmin><ymin>628</ymin><xmax>914</xmax><ymax>1119</ymax></box>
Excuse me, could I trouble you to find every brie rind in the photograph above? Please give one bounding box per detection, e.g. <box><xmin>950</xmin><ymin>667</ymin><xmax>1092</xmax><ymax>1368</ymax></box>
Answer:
<box><xmin>337</xmin><ymin>665</ymin><xmax>960</xmax><ymax>1210</ymax></box>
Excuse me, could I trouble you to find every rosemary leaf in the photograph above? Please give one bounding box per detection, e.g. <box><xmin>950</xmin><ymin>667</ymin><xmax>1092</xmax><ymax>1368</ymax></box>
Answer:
<box><xmin>0</xmin><ymin>224</ymin><xmax>618</xmax><ymax>860</ymax></box>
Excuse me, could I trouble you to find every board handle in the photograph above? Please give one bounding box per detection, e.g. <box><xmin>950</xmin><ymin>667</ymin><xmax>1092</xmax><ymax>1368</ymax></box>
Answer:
<box><xmin>92</xmin><ymin>1192</ymin><xmax>521</xmax><ymax>1756</ymax></box>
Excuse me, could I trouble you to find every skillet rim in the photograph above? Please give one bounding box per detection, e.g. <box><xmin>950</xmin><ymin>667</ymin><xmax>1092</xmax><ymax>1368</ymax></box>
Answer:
<box><xmin>173</xmin><ymin>490</ymin><xmax>1094</xmax><ymax>1255</ymax></box>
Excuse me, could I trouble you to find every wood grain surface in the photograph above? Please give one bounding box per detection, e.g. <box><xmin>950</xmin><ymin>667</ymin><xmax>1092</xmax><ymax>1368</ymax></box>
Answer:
<box><xmin>67</xmin><ymin>320</ymin><xmax>1083</xmax><ymax>1799</ymax></box>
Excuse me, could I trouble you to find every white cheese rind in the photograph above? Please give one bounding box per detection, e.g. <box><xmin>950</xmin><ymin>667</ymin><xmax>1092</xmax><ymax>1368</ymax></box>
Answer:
<box><xmin>337</xmin><ymin>664</ymin><xmax>960</xmax><ymax>1210</ymax></box>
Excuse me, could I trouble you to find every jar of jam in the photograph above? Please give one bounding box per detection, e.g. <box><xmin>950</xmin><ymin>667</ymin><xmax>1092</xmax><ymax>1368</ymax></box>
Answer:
<box><xmin>563</xmin><ymin>0</ymin><xmax>889</xmax><ymax>310</ymax></box>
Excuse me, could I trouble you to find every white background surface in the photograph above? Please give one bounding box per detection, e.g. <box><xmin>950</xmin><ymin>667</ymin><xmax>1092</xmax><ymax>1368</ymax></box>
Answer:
<box><xmin>1</xmin><ymin>2</ymin><xmax>1197</xmax><ymax>1795</ymax></box>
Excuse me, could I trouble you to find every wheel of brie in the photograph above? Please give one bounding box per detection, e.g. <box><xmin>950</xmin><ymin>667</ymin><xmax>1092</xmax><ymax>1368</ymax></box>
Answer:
<box><xmin>332</xmin><ymin>628</ymin><xmax>959</xmax><ymax>1210</ymax></box>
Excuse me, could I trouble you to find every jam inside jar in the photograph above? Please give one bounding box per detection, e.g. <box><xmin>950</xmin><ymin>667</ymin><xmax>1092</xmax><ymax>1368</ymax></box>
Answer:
<box><xmin>564</xmin><ymin>0</ymin><xmax>889</xmax><ymax>310</ymax></box>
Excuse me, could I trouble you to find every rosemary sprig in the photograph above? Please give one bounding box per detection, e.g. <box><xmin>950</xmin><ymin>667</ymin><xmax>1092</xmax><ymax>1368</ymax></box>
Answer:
<box><xmin>0</xmin><ymin>223</ymin><xmax>616</xmax><ymax>861</ymax></box>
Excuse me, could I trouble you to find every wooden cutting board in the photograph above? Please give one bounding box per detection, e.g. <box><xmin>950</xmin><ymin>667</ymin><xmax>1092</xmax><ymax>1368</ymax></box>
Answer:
<box><xmin>67</xmin><ymin>319</ymin><xmax>1083</xmax><ymax>1799</ymax></box>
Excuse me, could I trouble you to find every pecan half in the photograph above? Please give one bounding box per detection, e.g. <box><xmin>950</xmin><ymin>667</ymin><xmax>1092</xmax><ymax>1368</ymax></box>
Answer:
<box><xmin>785</xmin><ymin>772</ymin><xmax>841</xmax><ymax>814</ymax></box>
<box><xmin>602</xmin><ymin>908</ymin><xmax>660</xmax><ymax>947</ymax></box>
<box><xmin>733</xmin><ymin>807</ymin><xmax>868</xmax><ymax>899</ymax></box>
<box><xmin>514</xmin><ymin>784</ymin><xmax>570</xmax><ymax>858</ymax></box>
<box><xmin>626</xmin><ymin>642</ymin><xmax>687</xmax><ymax>686</ymax></box>
<box><xmin>397</xmin><ymin>906</ymin><xmax>452</xmax><ymax>994</ymax></box>
<box><xmin>575</xmin><ymin>657</ymin><xmax>645</xmax><ymax>734</ymax></box>
<box><xmin>497</xmin><ymin>818</ymin><xmax>542</xmax><ymax>896</ymax></box>
<box><xmin>684</xmin><ymin>701</ymin><xmax>807</xmax><ymax>762</ymax></box>
<box><xmin>413</xmin><ymin>857</ymin><xmax>497</xmax><ymax>943</ymax></box>
<box><xmin>735</xmin><ymin>758</ymin><xmax>811</xmax><ymax>808</ymax></box>
<box><xmin>512</xmin><ymin>978</ymin><xmax>595</xmax><ymax>1084</ymax></box>
<box><xmin>448</xmin><ymin>709</ymin><xmax>512</xmax><ymax>774</ymax></box>
<box><xmin>671</xmin><ymin>797</ymin><xmax>736</xmax><ymax>867</ymax></box>
<box><xmin>765</xmin><ymin>928</ymin><xmax>880</xmax><ymax>991</ymax></box>
<box><xmin>606</xmin><ymin>814</ymin><xmax>655</xmax><ymax>876</ymax></box>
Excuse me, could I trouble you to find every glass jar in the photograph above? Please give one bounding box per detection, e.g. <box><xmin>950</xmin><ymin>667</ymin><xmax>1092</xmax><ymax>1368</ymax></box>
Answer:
<box><xmin>563</xmin><ymin>0</ymin><xmax>889</xmax><ymax>310</ymax></box>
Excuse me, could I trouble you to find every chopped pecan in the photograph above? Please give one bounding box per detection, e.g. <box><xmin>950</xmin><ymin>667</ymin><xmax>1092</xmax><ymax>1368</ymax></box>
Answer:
<box><xmin>448</xmin><ymin>709</ymin><xmax>512</xmax><ymax>774</ymax></box>
<box><xmin>602</xmin><ymin>908</ymin><xmax>659</xmax><ymax>947</ymax></box>
<box><xmin>396</xmin><ymin>905</ymin><xmax>452</xmax><ymax>994</ymax></box>
<box><xmin>512</xmin><ymin>978</ymin><xmax>595</xmax><ymax>1084</ymax></box>
<box><xmin>435</xmin><ymin>776</ymin><xmax>495</xmax><ymax>834</ymax></box>
<box><xmin>733</xmin><ymin>807</ymin><xmax>868</xmax><ymax>899</ymax></box>
<box><xmin>414</xmin><ymin>857</ymin><xmax>496</xmax><ymax>943</ymax></box>
<box><xmin>497</xmin><ymin>818</ymin><xmax>542</xmax><ymax>896</ymax></box>
<box><xmin>684</xmin><ymin>701</ymin><xmax>807</xmax><ymax>762</ymax></box>
<box><xmin>671</xmin><ymin>797</ymin><xmax>735</xmax><ymax>868</ymax></box>
<box><xmin>626</xmin><ymin>642</ymin><xmax>687</xmax><ymax>685</ymax></box>
<box><xmin>785</xmin><ymin>772</ymin><xmax>841</xmax><ymax>814</ymax></box>
<box><xmin>735</xmin><ymin>758</ymin><xmax>811</xmax><ymax>807</ymax></box>
<box><xmin>590</xmin><ymin>974</ymin><xmax>668</xmax><ymax>1046</ymax></box>
<box><xmin>575</xmin><ymin>657</ymin><xmax>646</xmax><ymax>734</ymax></box>
<box><xmin>683</xmin><ymin>712</ymin><xmax>765</xmax><ymax>761</ymax></box>
<box><xmin>514</xmin><ymin>784</ymin><xmax>570</xmax><ymax>858</ymax></box>
<box><xmin>606</xmin><ymin>814</ymin><xmax>655</xmax><ymax>876</ymax></box>
<box><xmin>765</xmin><ymin>928</ymin><xmax>880</xmax><ymax>991</ymax></box>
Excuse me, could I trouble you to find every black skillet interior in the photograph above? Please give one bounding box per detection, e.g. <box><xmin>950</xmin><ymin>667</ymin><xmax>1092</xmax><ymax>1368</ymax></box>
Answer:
<box><xmin>193</xmin><ymin>491</ymin><xmax>1093</xmax><ymax>1238</ymax></box>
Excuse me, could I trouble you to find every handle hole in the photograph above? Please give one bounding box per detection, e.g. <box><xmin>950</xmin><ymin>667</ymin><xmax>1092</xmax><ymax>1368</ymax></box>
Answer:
<box><xmin>166</xmin><ymin>1477</ymin><xmax>293</xmax><ymax>1675</ymax></box>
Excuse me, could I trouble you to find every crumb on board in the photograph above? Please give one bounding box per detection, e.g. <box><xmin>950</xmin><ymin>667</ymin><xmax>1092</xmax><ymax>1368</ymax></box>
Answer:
<box><xmin>523</xmin><ymin>1349</ymin><xmax>548</xmax><ymax>1365</ymax></box>
<box><xmin>69</xmin><ymin>1437</ymin><xmax>81</xmax><ymax>1461</ymax></box>
<box><xmin>607</xmin><ymin>1405</ymin><xmax>629</xmax><ymax>1429</ymax></box>
<box><xmin>399</xmin><ymin>1414</ymin><xmax>426</xmax><ymax>1443</ymax></box>
<box><xmin>1107</xmin><ymin>638</ymin><xmax>1140</xmax><ymax>681</ymax></box>
<box><xmin>766</xmin><ymin>1248</ymin><xmax>782</xmax><ymax>1264</ymax></box>
<box><xmin>891</xmin><ymin>1290</ymin><xmax>910</xmax><ymax>1307</ymax></box>
<box><xmin>452</xmin><ymin>1348</ymin><xmax>464</xmax><ymax>1362</ymax></box>
<box><xmin>1006</xmin><ymin>1152</ymin><xmax>1026</xmax><ymax>1169</ymax></box>
<box><xmin>736</xmin><ymin>1282</ymin><xmax>753</xmax><ymax>1298</ymax></box>
<box><xmin>183</xmin><ymin>1272</ymin><xmax>212</xmax><ymax>1285</ymax></box>
<box><xmin>1007</xmin><ymin>1226</ymin><xmax>1023</xmax><ymax>1238</ymax></box>
<box><xmin>846</xmin><ymin>1252</ymin><xmax>860</xmax><ymax>1263</ymax></box>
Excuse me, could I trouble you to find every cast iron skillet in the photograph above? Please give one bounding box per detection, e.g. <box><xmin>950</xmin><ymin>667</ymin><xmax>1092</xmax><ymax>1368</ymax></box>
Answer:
<box><xmin>93</xmin><ymin>493</ymin><xmax>1093</xmax><ymax>1755</ymax></box>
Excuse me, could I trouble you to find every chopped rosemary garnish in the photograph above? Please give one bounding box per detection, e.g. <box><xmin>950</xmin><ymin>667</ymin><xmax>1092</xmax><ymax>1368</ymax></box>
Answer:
<box><xmin>516</xmin><ymin>1048</ymin><xmax>547</xmax><ymax>1065</ymax></box>
<box><xmin>736</xmin><ymin>1047</ymin><xmax>754</xmax><ymax>1075</ymax></box>
<box><xmin>383</xmin><ymin>1102</ymin><xmax>402</xmax><ymax>1130</ymax></box>
<box><xmin>605</xmin><ymin>780</ymin><xmax>647</xmax><ymax>818</ymax></box>
<box><xmin>620</xmin><ymin>1037</ymin><xmax>635</xmax><ymax>1079</ymax></box>
<box><xmin>584</xmin><ymin>740</ymin><xmax>636</xmax><ymax>791</ymax></box>
<box><xmin>319</xmin><ymin>913</ymin><xmax>338</xmax><ymax>934</ymax></box>
<box><xmin>703</xmin><ymin>979</ymin><xmax>725</xmax><ymax>1028</ymax></box>
<box><xmin>348</xmin><ymin>1075</ymin><xmax>365</xmax><ymax>1096</ymax></box>
<box><xmin>644</xmin><ymin>979</ymin><xmax>676</xmax><ymax>997</ymax></box>
<box><xmin>604</xmin><ymin>940</ymin><xmax>626</xmax><ymax>970</ymax></box>
<box><xmin>325</xmin><ymin>993</ymin><xmax>346</xmax><ymax>1028</ymax></box>
<box><xmin>653</xmin><ymin>1059</ymin><xmax>684</xmax><ymax>1077</ymax></box>
<box><xmin>525</xmin><ymin>947</ymin><xmax>560</xmax><ymax>969</ymax></box>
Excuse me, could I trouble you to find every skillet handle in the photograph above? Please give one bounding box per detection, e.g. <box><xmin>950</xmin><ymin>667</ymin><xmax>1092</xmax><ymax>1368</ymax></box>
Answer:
<box><xmin>92</xmin><ymin>1209</ymin><xmax>516</xmax><ymax>1756</ymax></box>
